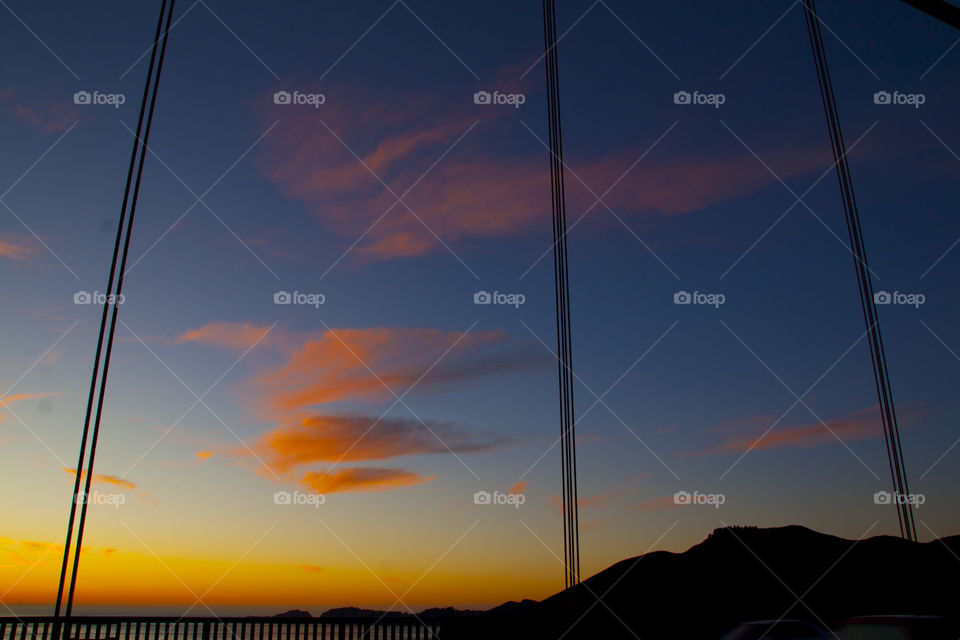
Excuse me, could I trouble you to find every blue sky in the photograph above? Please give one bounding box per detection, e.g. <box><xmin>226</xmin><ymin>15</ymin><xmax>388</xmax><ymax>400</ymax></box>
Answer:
<box><xmin>1</xmin><ymin>0</ymin><xmax>959</xmax><ymax>611</ymax></box>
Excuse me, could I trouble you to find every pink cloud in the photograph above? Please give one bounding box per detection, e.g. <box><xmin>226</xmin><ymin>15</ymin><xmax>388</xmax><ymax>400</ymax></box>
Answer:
<box><xmin>254</xmin><ymin>79</ymin><xmax>828</xmax><ymax>262</ymax></box>
<box><xmin>0</xmin><ymin>90</ymin><xmax>80</xmax><ymax>133</ymax></box>
<box><xmin>691</xmin><ymin>404</ymin><xmax>926</xmax><ymax>456</ymax></box>
<box><xmin>0</xmin><ymin>238</ymin><xmax>37</xmax><ymax>261</ymax></box>
<box><xmin>176</xmin><ymin>322</ymin><xmax>280</xmax><ymax>351</ymax></box>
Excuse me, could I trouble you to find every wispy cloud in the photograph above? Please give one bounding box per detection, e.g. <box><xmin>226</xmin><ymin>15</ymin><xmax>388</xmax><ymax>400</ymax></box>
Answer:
<box><xmin>176</xmin><ymin>321</ymin><xmax>282</xmax><ymax>351</ymax></box>
<box><xmin>0</xmin><ymin>89</ymin><xmax>80</xmax><ymax>134</ymax></box>
<box><xmin>0</xmin><ymin>392</ymin><xmax>56</xmax><ymax>423</ymax></box>
<box><xmin>0</xmin><ymin>536</ymin><xmax>118</xmax><ymax>565</ymax></box>
<box><xmin>255</xmin><ymin>77</ymin><xmax>827</xmax><ymax>262</ymax></box>
<box><xmin>62</xmin><ymin>467</ymin><xmax>137</xmax><ymax>490</ymax></box>
<box><xmin>0</xmin><ymin>237</ymin><xmax>37</xmax><ymax>261</ymax></box>
<box><xmin>300</xmin><ymin>467</ymin><xmax>434</xmax><ymax>494</ymax></box>
<box><xmin>690</xmin><ymin>404</ymin><xmax>927</xmax><ymax>456</ymax></box>
<box><xmin>300</xmin><ymin>564</ymin><xmax>324</xmax><ymax>573</ymax></box>
<box><xmin>180</xmin><ymin>322</ymin><xmax>541</xmax><ymax>492</ymax></box>
<box><xmin>251</xmin><ymin>327</ymin><xmax>544</xmax><ymax>411</ymax></box>
<box><xmin>509</xmin><ymin>480</ymin><xmax>528</xmax><ymax>494</ymax></box>
<box><xmin>254</xmin><ymin>414</ymin><xmax>502</xmax><ymax>475</ymax></box>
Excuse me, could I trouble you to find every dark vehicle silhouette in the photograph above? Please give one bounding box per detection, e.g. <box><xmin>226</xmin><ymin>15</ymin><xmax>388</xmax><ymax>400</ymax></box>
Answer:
<box><xmin>839</xmin><ymin>615</ymin><xmax>954</xmax><ymax>640</ymax></box>
<box><xmin>721</xmin><ymin>619</ymin><xmax>831</xmax><ymax>640</ymax></box>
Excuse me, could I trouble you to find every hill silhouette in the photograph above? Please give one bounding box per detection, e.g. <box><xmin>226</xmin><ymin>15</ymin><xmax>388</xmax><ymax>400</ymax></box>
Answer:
<box><xmin>438</xmin><ymin>525</ymin><xmax>960</xmax><ymax>639</ymax></box>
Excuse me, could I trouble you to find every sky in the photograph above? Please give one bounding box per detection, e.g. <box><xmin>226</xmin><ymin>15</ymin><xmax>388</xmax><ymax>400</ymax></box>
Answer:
<box><xmin>1</xmin><ymin>0</ymin><xmax>960</xmax><ymax>614</ymax></box>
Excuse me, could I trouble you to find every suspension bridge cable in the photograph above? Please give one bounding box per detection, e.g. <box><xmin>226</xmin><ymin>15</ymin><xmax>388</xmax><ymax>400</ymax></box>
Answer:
<box><xmin>542</xmin><ymin>0</ymin><xmax>581</xmax><ymax>588</ymax></box>
<box><xmin>802</xmin><ymin>0</ymin><xmax>917</xmax><ymax>541</ymax></box>
<box><xmin>53</xmin><ymin>0</ymin><xmax>177</xmax><ymax>619</ymax></box>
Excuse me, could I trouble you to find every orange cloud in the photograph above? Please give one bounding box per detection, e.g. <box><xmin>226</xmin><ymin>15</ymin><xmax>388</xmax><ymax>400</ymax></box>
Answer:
<box><xmin>1</xmin><ymin>392</ymin><xmax>54</xmax><ymax>408</ymax></box>
<box><xmin>182</xmin><ymin>322</ymin><xmax>537</xmax><ymax>493</ymax></box>
<box><xmin>692</xmin><ymin>404</ymin><xmax>925</xmax><ymax>456</ymax></box>
<box><xmin>176</xmin><ymin>322</ymin><xmax>279</xmax><ymax>351</ymax></box>
<box><xmin>251</xmin><ymin>326</ymin><xmax>540</xmax><ymax>412</ymax></box>
<box><xmin>0</xmin><ymin>537</ymin><xmax>114</xmax><ymax>566</ymax></box>
<box><xmin>195</xmin><ymin>451</ymin><xmax>214</xmax><ymax>461</ymax></box>
<box><xmin>509</xmin><ymin>480</ymin><xmax>528</xmax><ymax>495</ymax></box>
<box><xmin>254</xmin><ymin>414</ymin><xmax>502</xmax><ymax>474</ymax></box>
<box><xmin>300</xmin><ymin>468</ymin><xmax>434</xmax><ymax>494</ymax></box>
<box><xmin>0</xmin><ymin>392</ymin><xmax>57</xmax><ymax>423</ymax></box>
<box><xmin>300</xmin><ymin>565</ymin><xmax>324</xmax><ymax>574</ymax></box>
<box><xmin>62</xmin><ymin>468</ymin><xmax>137</xmax><ymax>490</ymax></box>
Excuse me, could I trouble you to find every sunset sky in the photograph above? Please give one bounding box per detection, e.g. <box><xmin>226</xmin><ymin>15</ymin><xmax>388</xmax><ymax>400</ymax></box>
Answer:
<box><xmin>2</xmin><ymin>0</ymin><xmax>960</xmax><ymax>614</ymax></box>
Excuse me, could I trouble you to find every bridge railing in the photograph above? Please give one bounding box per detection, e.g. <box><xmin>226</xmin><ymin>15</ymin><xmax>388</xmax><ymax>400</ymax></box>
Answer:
<box><xmin>0</xmin><ymin>617</ymin><xmax>448</xmax><ymax>640</ymax></box>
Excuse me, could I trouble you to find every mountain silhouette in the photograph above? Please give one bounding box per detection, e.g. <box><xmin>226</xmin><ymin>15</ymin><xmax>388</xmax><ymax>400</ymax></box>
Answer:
<box><xmin>437</xmin><ymin>525</ymin><xmax>960</xmax><ymax>639</ymax></box>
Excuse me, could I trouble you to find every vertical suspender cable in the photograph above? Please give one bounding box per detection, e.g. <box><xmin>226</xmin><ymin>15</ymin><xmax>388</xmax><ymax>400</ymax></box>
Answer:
<box><xmin>802</xmin><ymin>0</ymin><xmax>917</xmax><ymax>541</ymax></box>
<box><xmin>542</xmin><ymin>0</ymin><xmax>581</xmax><ymax>588</ymax></box>
<box><xmin>53</xmin><ymin>0</ymin><xmax>177</xmax><ymax>620</ymax></box>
